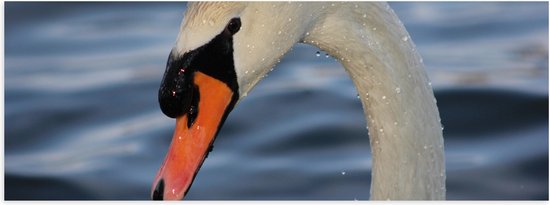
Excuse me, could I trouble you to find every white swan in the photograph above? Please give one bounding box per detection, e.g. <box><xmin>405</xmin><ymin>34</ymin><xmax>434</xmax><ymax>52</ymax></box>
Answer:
<box><xmin>152</xmin><ymin>2</ymin><xmax>445</xmax><ymax>200</ymax></box>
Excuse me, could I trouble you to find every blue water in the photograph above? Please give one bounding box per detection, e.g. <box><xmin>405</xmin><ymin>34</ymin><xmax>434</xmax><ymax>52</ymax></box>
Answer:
<box><xmin>4</xmin><ymin>2</ymin><xmax>548</xmax><ymax>200</ymax></box>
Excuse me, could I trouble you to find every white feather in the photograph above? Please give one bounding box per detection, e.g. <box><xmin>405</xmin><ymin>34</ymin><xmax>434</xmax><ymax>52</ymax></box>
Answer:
<box><xmin>175</xmin><ymin>2</ymin><xmax>445</xmax><ymax>200</ymax></box>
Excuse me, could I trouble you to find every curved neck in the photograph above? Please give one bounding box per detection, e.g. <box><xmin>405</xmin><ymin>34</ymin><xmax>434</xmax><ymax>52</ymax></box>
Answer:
<box><xmin>303</xmin><ymin>3</ymin><xmax>445</xmax><ymax>200</ymax></box>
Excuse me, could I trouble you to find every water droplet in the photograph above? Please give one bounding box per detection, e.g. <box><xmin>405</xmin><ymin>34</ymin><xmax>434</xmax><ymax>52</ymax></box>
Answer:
<box><xmin>341</xmin><ymin>171</ymin><xmax>346</xmax><ymax>175</ymax></box>
<box><xmin>305</xmin><ymin>32</ymin><xmax>310</xmax><ymax>36</ymax></box>
<box><xmin>408</xmin><ymin>74</ymin><xmax>412</xmax><ymax>78</ymax></box>
<box><xmin>356</xmin><ymin>94</ymin><xmax>360</xmax><ymax>99</ymax></box>
<box><xmin>202</xmin><ymin>20</ymin><xmax>206</xmax><ymax>24</ymax></box>
<box><xmin>245</xmin><ymin>70</ymin><xmax>249</xmax><ymax>74</ymax></box>
<box><xmin>288</xmin><ymin>18</ymin><xmax>292</xmax><ymax>22</ymax></box>
<box><xmin>178</xmin><ymin>136</ymin><xmax>182</xmax><ymax>140</ymax></box>
<box><xmin>325</xmin><ymin>53</ymin><xmax>329</xmax><ymax>58</ymax></box>
<box><xmin>372</xmin><ymin>27</ymin><xmax>377</xmax><ymax>31</ymax></box>
<box><xmin>402</xmin><ymin>36</ymin><xmax>408</xmax><ymax>42</ymax></box>
<box><xmin>171</xmin><ymin>90</ymin><xmax>176</xmax><ymax>96</ymax></box>
<box><xmin>393</xmin><ymin>121</ymin><xmax>398</xmax><ymax>126</ymax></box>
<box><xmin>315</xmin><ymin>51</ymin><xmax>321</xmax><ymax>57</ymax></box>
<box><xmin>423</xmin><ymin>145</ymin><xmax>428</xmax><ymax>150</ymax></box>
<box><xmin>363</xmin><ymin>14</ymin><xmax>367</xmax><ymax>18</ymax></box>
<box><xmin>382</xmin><ymin>96</ymin><xmax>386</xmax><ymax>100</ymax></box>
<box><xmin>277</xmin><ymin>30</ymin><xmax>282</xmax><ymax>35</ymax></box>
<box><xmin>379</xmin><ymin>128</ymin><xmax>384</xmax><ymax>133</ymax></box>
<box><xmin>395</xmin><ymin>87</ymin><xmax>401</xmax><ymax>94</ymax></box>
<box><xmin>178</xmin><ymin>68</ymin><xmax>186</xmax><ymax>75</ymax></box>
<box><xmin>428</xmin><ymin>82</ymin><xmax>432</xmax><ymax>86</ymax></box>
<box><xmin>419</xmin><ymin>58</ymin><xmax>424</xmax><ymax>63</ymax></box>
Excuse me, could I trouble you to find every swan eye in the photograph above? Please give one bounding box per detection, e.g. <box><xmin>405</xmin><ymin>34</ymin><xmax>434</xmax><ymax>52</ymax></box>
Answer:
<box><xmin>225</xmin><ymin>18</ymin><xmax>241</xmax><ymax>35</ymax></box>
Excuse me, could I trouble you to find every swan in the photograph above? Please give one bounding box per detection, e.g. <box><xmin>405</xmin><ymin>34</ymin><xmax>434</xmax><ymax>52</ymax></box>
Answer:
<box><xmin>151</xmin><ymin>2</ymin><xmax>445</xmax><ymax>200</ymax></box>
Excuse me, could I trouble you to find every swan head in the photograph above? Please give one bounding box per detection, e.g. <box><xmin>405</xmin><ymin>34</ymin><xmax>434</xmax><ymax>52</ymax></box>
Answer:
<box><xmin>152</xmin><ymin>2</ymin><xmax>305</xmax><ymax>200</ymax></box>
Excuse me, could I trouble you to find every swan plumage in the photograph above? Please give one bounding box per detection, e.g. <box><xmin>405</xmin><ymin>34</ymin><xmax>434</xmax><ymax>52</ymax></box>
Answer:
<box><xmin>153</xmin><ymin>2</ymin><xmax>445</xmax><ymax>200</ymax></box>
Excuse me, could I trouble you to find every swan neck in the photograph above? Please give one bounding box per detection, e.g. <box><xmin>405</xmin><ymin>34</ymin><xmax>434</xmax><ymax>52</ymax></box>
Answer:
<box><xmin>304</xmin><ymin>2</ymin><xmax>446</xmax><ymax>200</ymax></box>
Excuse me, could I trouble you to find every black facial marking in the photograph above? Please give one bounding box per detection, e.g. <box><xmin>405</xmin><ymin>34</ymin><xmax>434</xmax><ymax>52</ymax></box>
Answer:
<box><xmin>186</xmin><ymin>85</ymin><xmax>200</xmax><ymax>128</ymax></box>
<box><xmin>158</xmin><ymin>51</ymin><xmax>197</xmax><ymax>118</ymax></box>
<box><xmin>158</xmin><ymin>19</ymin><xmax>240</xmax><ymax>119</ymax></box>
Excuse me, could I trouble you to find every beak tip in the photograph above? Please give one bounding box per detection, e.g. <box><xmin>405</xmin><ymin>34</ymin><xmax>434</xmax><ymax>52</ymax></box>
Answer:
<box><xmin>152</xmin><ymin>179</ymin><xmax>165</xmax><ymax>200</ymax></box>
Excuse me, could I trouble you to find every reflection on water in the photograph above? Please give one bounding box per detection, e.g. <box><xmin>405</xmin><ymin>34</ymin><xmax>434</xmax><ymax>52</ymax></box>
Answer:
<box><xmin>4</xmin><ymin>2</ymin><xmax>548</xmax><ymax>200</ymax></box>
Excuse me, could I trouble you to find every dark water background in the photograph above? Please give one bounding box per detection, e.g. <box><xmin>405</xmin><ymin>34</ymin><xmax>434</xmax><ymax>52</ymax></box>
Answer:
<box><xmin>4</xmin><ymin>2</ymin><xmax>549</xmax><ymax>200</ymax></box>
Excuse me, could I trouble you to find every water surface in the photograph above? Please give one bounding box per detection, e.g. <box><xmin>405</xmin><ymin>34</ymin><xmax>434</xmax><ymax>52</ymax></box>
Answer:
<box><xmin>4</xmin><ymin>2</ymin><xmax>548</xmax><ymax>200</ymax></box>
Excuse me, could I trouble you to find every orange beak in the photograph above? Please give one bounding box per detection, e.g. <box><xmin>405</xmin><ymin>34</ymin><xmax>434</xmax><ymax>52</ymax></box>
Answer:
<box><xmin>151</xmin><ymin>71</ymin><xmax>234</xmax><ymax>200</ymax></box>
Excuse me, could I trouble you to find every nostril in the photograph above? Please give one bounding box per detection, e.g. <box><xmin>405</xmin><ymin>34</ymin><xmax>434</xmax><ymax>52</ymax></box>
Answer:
<box><xmin>152</xmin><ymin>179</ymin><xmax>164</xmax><ymax>200</ymax></box>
